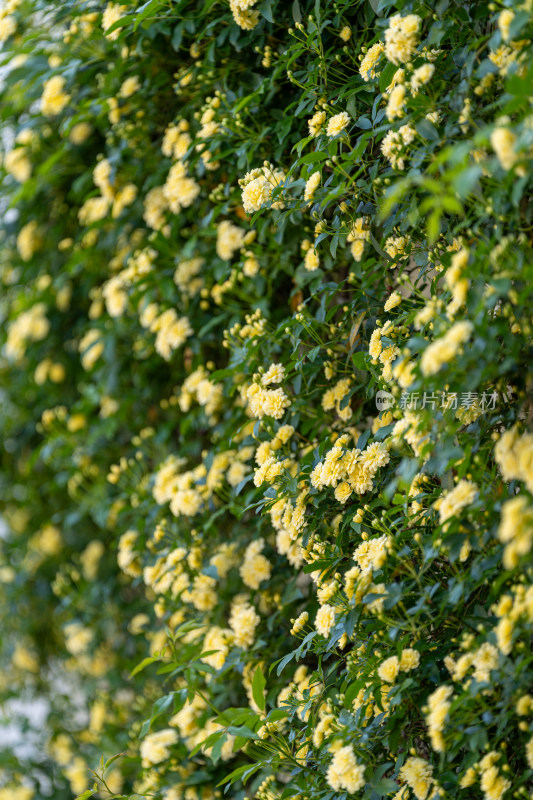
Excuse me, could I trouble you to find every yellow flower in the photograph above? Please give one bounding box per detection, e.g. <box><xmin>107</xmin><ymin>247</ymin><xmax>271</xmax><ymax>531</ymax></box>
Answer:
<box><xmin>326</xmin><ymin>111</ymin><xmax>351</xmax><ymax>137</ymax></box>
<box><xmin>495</xmin><ymin>616</ymin><xmax>513</xmax><ymax>655</ymax></box>
<box><xmin>326</xmin><ymin>745</ymin><xmax>365</xmax><ymax>793</ymax></box>
<box><xmin>163</xmin><ymin>161</ymin><xmax>200</xmax><ymax>213</ymax></box>
<box><xmin>4</xmin><ymin>148</ymin><xmax>32</xmax><ymax>182</ymax></box>
<box><xmin>425</xmin><ymin>685</ymin><xmax>452</xmax><ymax>752</ymax></box>
<box><xmin>304</xmin><ymin>171</ymin><xmax>321</xmax><ymax>202</ymax></box>
<box><xmin>80</xmin><ymin>540</ymin><xmax>105</xmax><ymax>580</ymax></box>
<box><xmin>399</xmin><ymin>757</ymin><xmax>433</xmax><ymax>800</ymax></box>
<box><xmin>411</xmin><ymin>63</ymin><xmax>434</xmax><ymax>92</ymax></box>
<box><xmin>526</xmin><ymin>737</ymin><xmax>533</xmax><ymax>770</ymax></box>
<box><xmin>378</xmin><ymin>655</ymin><xmax>400</xmax><ymax>683</ymax></box>
<box><xmin>384</xmin><ymin>14</ymin><xmax>422</xmax><ymax>65</ymax></box>
<box><xmin>386</xmin><ymin>84</ymin><xmax>406</xmax><ymax>120</ymax></box>
<box><xmin>351</xmin><ymin>240</ymin><xmax>365</xmax><ymax>261</ymax></box>
<box><xmin>308</xmin><ymin>109</ymin><xmax>326</xmax><ymax>136</ymax></box>
<box><xmin>216</xmin><ymin>219</ymin><xmax>245</xmax><ymax>259</ymax></box>
<box><xmin>490</xmin><ymin>127</ymin><xmax>518</xmax><ymax>171</ymax></box>
<box><xmin>304</xmin><ymin>247</ymin><xmax>320</xmax><ymax>271</ymax></box>
<box><xmin>498</xmin><ymin>9</ymin><xmax>514</xmax><ymax>42</ymax></box>
<box><xmin>459</xmin><ymin>767</ymin><xmax>477</xmax><ymax>788</ymax></box>
<box><xmin>290</xmin><ymin>611</ymin><xmax>309</xmax><ymax>636</ymax></box>
<box><xmin>229</xmin><ymin>0</ymin><xmax>260</xmax><ymax>30</ymax></box>
<box><xmin>359</xmin><ymin>42</ymin><xmax>384</xmax><ymax>81</ymax></box>
<box><xmin>16</xmin><ymin>220</ymin><xmax>40</xmax><ymax>260</ymax></box>
<box><xmin>384</xmin><ymin>291</ymin><xmax>402</xmax><ymax>311</ymax></box>
<box><xmin>102</xmin><ymin>3</ymin><xmax>127</xmax><ymax>40</ymax></box>
<box><xmin>437</xmin><ymin>479</ymin><xmax>478</xmax><ymax>525</ymax></box>
<box><xmin>67</xmin><ymin>413</ymin><xmax>87</xmax><ymax>432</ymax></box>
<box><xmin>262</xmin><ymin>363</ymin><xmax>285</xmax><ymax>385</ymax></box>
<box><xmin>339</xmin><ymin>25</ymin><xmax>351</xmax><ymax>42</ymax></box>
<box><xmin>497</xmin><ymin>494</ymin><xmax>533</xmax><ymax>569</ymax></box>
<box><xmin>242</xmin><ymin>176</ymin><xmax>271</xmax><ymax>213</ymax></box>
<box><xmin>229</xmin><ymin>599</ymin><xmax>260</xmax><ymax>648</ymax></box>
<box><xmin>41</xmin><ymin>75</ymin><xmax>70</xmax><ymax>116</ymax></box>
<box><xmin>516</xmin><ymin>694</ymin><xmax>533</xmax><ymax>715</ymax></box>
<box><xmin>140</xmin><ymin>729</ymin><xmax>178</xmax><ymax>767</ymax></box>
<box><xmin>334</xmin><ymin>481</ymin><xmax>352</xmax><ymax>504</ymax></box>
<box><xmin>420</xmin><ymin>320</ymin><xmax>473</xmax><ymax>376</ymax></box>
<box><xmin>0</xmin><ymin>15</ymin><xmax>17</xmax><ymax>41</ymax></box>
<box><xmin>79</xmin><ymin>329</ymin><xmax>104</xmax><ymax>371</ymax></box>
<box><xmin>315</xmin><ymin>604</ymin><xmax>336</xmax><ymax>637</ymax></box>
<box><xmin>240</xmin><ymin>538</ymin><xmax>272</xmax><ymax>589</ymax></box>
<box><xmin>400</xmin><ymin>648</ymin><xmax>420</xmax><ymax>671</ymax></box>
<box><xmin>120</xmin><ymin>75</ymin><xmax>141</xmax><ymax>98</ymax></box>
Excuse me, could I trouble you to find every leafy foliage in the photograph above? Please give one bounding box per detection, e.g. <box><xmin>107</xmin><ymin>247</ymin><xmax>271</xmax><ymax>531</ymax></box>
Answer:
<box><xmin>0</xmin><ymin>1</ymin><xmax>532</xmax><ymax>800</ymax></box>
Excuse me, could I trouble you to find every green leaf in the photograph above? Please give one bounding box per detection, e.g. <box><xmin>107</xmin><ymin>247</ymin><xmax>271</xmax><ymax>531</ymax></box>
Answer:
<box><xmin>210</xmin><ymin>732</ymin><xmax>227</xmax><ymax>763</ymax></box>
<box><xmin>140</xmin><ymin>692</ymin><xmax>176</xmax><ymax>737</ymax></box>
<box><xmin>218</xmin><ymin>762</ymin><xmax>262</xmax><ymax>787</ymax></box>
<box><xmin>369</xmin><ymin>231</ymin><xmax>394</xmax><ymax>263</ymax></box>
<box><xmin>427</xmin><ymin>208</ymin><xmax>441</xmax><ymax>244</ymax></box>
<box><xmin>103</xmin><ymin>752</ymin><xmax>126</xmax><ymax>772</ymax></box>
<box><xmin>189</xmin><ymin>729</ymin><xmax>225</xmax><ymax>758</ymax></box>
<box><xmin>299</xmin><ymin>151</ymin><xmax>327</xmax><ymax>165</ymax></box>
<box><xmin>292</xmin><ymin>0</ymin><xmax>302</xmax><ymax>22</ymax></box>
<box><xmin>369</xmin><ymin>778</ymin><xmax>399</xmax><ymax>796</ymax></box>
<box><xmin>356</xmin><ymin>116</ymin><xmax>372</xmax><ymax>130</ymax></box>
<box><xmin>260</xmin><ymin>0</ymin><xmax>274</xmax><ymax>23</ymax></box>
<box><xmin>351</xmin><ymin>351</ymin><xmax>368</xmax><ymax>370</ymax></box>
<box><xmin>171</xmin><ymin>23</ymin><xmax>183</xmax><ymax>51</ymax></box>
<box><xmin>226</xmin><ymin>724</ymin><xmax>258</xmax><ymax>739</ymax></box>
<box><xmin>251</xmin><ymin>664</ymin><xmax>266</xmax><ymax>711</ymax></box>
<box><xmin>415</xmin><ymin>118</ymin><xmax>439</xmax><ymax>141</ymax></box>
<box><xmin>379</xmin><ymin>61</ymin><xmax>396</xmax><ymax>92</ymax></box>
<box><xmin>235</xmin><ymin>475</ymin><xmax>252</xmax><ymax>496</ymax></box>
<box><xmin>129</xmin><ymin>655</ymin><xmax>159</xmax><ymax>678</ymax></box>
<box><xmin>275</xmin><ymin>650</ymin><xmax>295</xmax><ymax>676</ymax></box>
<box><xmin>103</xmin><ymin>12</ymin><xmax>136</xmax><ymax>35</ymax></box>
<box><xmin>134</xmin><ymin>0</ymin><xmax>166</xmax><ymax>29</ymax></box>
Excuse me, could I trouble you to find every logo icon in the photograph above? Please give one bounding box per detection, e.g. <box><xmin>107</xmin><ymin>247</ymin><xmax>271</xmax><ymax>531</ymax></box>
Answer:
<box><xmin>375</xmin><ymin>390</ymin><xmax>394</xmax><ymax>411</ymax></box>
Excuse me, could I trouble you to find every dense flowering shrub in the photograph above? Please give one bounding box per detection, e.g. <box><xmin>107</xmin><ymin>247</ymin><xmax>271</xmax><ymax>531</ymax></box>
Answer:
<box><xmin>0</xmin><ymin>1</ymin><xmax>533</xmax><ymax>799</ymax></box>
